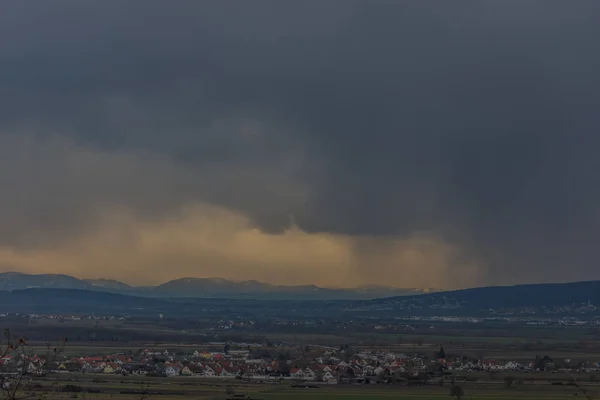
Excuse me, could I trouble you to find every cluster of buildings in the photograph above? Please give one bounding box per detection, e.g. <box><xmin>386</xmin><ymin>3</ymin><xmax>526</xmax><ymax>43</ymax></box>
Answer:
<box><xmin>0</xmin><ymin>313</ymin><xmax>125</xmax><ymax>321</ymax></box>
<box><xmin>3</xmin><ymin>345</ymin><xmax>600</xmax><ymax>384</ymax></box>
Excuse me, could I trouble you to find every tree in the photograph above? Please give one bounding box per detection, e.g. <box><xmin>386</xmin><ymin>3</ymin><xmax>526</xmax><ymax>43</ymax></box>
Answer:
<box><xmin>565</xmin><ymin>370</ymin><xmax>593</xmax><ymax>400</ymax></box>
<box><xmin>0</xmin><ymin>328</ymin><xmax>67</xmax><ymax>400</ymax></box>
<box><xmin>438</xmin><ymin>346</ymin><xmax>446</xmax><ymax>359</ymax></box>
<box><xmin>137</xmin><ymin>382</ymin><xmax>151</xmax><ymax>400</ymax></box>
<box><xmin>449</xmin><ymin>385</ymin><xmax>464</xmax><ymax>399</ymax></box>
<box><xmin>342</xmin><ymin>348</ymin><xmax>356</xmax><ymax>362</ymax></box>
<box><xmin>278</xmin><ymin>363</ymin><xmax>291</xmax><ymax>375</ymax></box>
<box><xmin>475</xmin><ymin>350</ymin><xmax>485</xmax><ymax>363</ymax></box>
<box><xmin>534</xmin><ymin>355</ymin><xmax>553</xmax><ymax>370</ymax></box>
<box><xmin>504</xmin><ymin>376</ymin><xmax>516</xmax><ymax>388</ymax></box>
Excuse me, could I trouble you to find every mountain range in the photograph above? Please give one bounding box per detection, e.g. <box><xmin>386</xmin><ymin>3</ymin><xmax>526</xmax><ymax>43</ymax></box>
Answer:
<box><xmin>0</xmin><ymin>272</ymin><xmax>437</xmax><ymax>300</ymax></box>
<box><xmin>1</xmin><ymin>279</ymin><xmax>599</xmax><ymax>317</ymax></box>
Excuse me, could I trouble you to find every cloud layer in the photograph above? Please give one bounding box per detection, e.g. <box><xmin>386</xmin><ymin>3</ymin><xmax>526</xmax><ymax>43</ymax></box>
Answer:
<box><xmin>1</xmin><ymin>1</ymin><xmax>599</xmax><ymax>287</ymax></box>
<box><xmin>0</xmin><ymin>133</ymin><xmax>479</xmax><ymax>288</ymax></box>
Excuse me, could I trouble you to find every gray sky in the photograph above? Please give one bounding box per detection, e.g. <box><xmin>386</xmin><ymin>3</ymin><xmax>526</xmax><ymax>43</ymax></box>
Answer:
<box><xmin>1</xmin><ymin>1</ymin><xmax>599</xmax><ymax>288</ymax></box>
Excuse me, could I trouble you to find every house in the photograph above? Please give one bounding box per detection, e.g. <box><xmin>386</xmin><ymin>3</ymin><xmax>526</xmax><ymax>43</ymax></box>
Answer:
<box><xmin>142</xmin><ymin>349</ymin><xmax>162</xmax><ymax>356</ymax></box>
<box><xmin>26</xmin><ymin>362</ymin><xmax>38</xmax><ymax>373</ymax></box>
<box><xmin>322</xmin><ymin>371</ymin><xmax>337</xmax><ymax>383</ymax></box>
<box><xmin>289</xmin><ymin>368</ymin><xmax>305</xmax><ymax>378</ymax></box>
<box><xmin>80</xmin><ymin>363</ymin><xmax>94</xmax><ymax>373</ymax></box>
<box><xmin>304</xmin><ymin>367</ymin><xmax>316</xmax><ymax>379</ymax></box>
<box><xmin>219</xmin><ymin>367</ymin><xmax>239</xmax><ymax>377</ymax></box>
<box><xmin>462</xmin><ymin>361</ymin><xmax>476</xmax><ymax>371</ymax></box>
<box><xmin>195</xmin><ymin>351</ymin><xmax>212</xmax><ymax>360</ymax></box>
<box><xmin>181</xmin><ymin>366</ymin><xmax>193</xmax><ymax>376</ymax></box>
<box><xmin>27</xmin><ymin>362</ymin><xmax>45</xmax><ymax>376</ymax></box>
<box><xmin>133</xmin><ymin>369</ymin><xmax>148</xmax><ymax>376</ymax></box>
<box><xmin>362</xmin><ymin>365</ymin><xmax>375</xmax><ymax>376</ymax></box>
<box><xmin>1</xmin><ymin>356</ymin><xmax>13</xmax><ymax>365</ymax></box>
<box><xmin>165</xmin><ymin>366</ymin><xmax>180</xmax><ymax>376</ymax></box>
<box><xmin>103</xmin><ymin>364</ymin><xmax>116</xmax><ymax>374</ymax></box>
<box><xmin>504</xmin><ymin>361</ymin><xmax>521</xmax><ymax>370</ymax></box>
<box><xmin>30</xmin><ymin>355</ymin><xmax>44</xmax><ymax>365</ymax></box>
<box><xmin>114</xmin><ymin>355</ymin><xmax>132</xmax><ymax>364</ymax></box>
<box><xmin>246</xmin><ymin>367</ymin><xmax>266</xmax><ymax>378</ymax></box>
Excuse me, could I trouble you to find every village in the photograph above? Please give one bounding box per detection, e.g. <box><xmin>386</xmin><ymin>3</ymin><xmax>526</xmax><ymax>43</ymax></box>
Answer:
<box><xmin>3</xmin><ymin>342</ymin><xmax>600</xmax><ymax>386</ymax></box>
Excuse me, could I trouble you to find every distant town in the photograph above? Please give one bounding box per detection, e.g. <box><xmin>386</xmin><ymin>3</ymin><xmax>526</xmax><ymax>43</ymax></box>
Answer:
<box><xmin>4</xmin><ymin>339</ymin><xmax>600</xmax><ymax>383</ymax></box>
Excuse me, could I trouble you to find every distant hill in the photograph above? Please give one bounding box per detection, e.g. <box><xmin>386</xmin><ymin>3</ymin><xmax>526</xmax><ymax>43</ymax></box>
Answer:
<box><xmin>0</xmin><ymin>288</ymin><xmax>345</xmax><ymax>318</ymax></box>
<box><xmin>0</xmin><ymin>272</ymin><xmax>91</xmax><ymax>290</ymax></box>
<box><xmin>0</xmin><ymin>288</ymin><xmax>169</xmax><ymax>314</ymax></box>
<box><xmin>353</xmin><ymin>284</ymin><xmax>440</xmax><ymax>297</ymax></box>
<box><xmin>83</xmin><ymin>278</ymin><xmax>134</xmax><ymax>291</ymax></box>
<box><xmin>2</xmin><ymin>280</ymin><xmax>600</xmax><ymax>317</ymax></box>
<box><xmin>151</xmin><ymin>277</ymin><xmax>436</xmax><ymax>299</ymax></box>
<box><xmin>0</xmin><ymin>272</ymin><xmax>432</xmax><ymax>300</ymax></box>
<box><xmin>10</xmin><ymin>272</ymin><xmax>599</xmax><ymax>308</ymax></box>
<box><xmin>363</xmin><ymin>280</ymin><xmax>600</xmax><ymax>314</ymax></box>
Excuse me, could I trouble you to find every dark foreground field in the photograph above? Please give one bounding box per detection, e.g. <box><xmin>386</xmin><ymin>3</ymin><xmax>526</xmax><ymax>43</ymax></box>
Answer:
<box><xmin>27</xmin><ymin>373</ymin><xmax>600</xmax><ymax>400</ymax></box>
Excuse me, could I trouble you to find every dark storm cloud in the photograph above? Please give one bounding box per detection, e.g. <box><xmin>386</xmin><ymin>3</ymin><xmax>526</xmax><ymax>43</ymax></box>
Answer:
<box><xmin>1</xmin><ymin>0</ymin><xmax>600</xmax><ymax>285</ymax></box>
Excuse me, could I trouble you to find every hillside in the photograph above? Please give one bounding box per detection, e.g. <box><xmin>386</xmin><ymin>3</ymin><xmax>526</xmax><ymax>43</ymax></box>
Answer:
<box><xmin>363</xmin><ymin>280</ymin><xmax>600</xmax><ymax>314</ymax></box>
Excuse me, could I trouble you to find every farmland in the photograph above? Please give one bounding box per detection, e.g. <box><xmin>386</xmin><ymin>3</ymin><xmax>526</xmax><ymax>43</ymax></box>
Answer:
<box><xmin>20</xmin><ymin>373</ymin><xmax>600</xmax><ymax>399</ymax></box>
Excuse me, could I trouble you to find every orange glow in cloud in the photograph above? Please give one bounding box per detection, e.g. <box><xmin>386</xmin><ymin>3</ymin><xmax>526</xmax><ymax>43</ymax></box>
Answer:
<box><xmin>0</xmin><ymin>203</ymin><xmax>481</xmax><ymax>288</ymax></box>
<box><xmin>0</xmin><ymin>133</ymin><xmax>482</xmax><ymax>289</ymax></box>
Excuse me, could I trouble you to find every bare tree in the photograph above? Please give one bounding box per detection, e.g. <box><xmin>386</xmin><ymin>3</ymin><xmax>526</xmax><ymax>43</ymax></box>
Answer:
<box><xmin>137</xmin><ymin>382</ymin><xmax>151</xmax><ymax>400</ymax></box>
<box><xmin>449</xmin><ymin>385</ymin><xmax>464</xmax><ymax>399</ymax></box>
<box><xmin>504</xmin><ymin>376</ymin><xmax>516</xmax><ymax>388</ymax></box>
<box><xmin>565</xmin><ymin>370</ymin><xmax>594</xmax><ymax>400</ymax></box>
<box><xmin>0</xmin><ymin>329</ymin><xmax>67</xmax><ymax>400</ymax></box>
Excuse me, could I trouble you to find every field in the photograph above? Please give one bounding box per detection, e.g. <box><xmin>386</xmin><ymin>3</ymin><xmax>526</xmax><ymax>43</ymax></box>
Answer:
<box><xmin>24</xmin><ymin>372</ymin><xmax>600</xmax><ymax>400</ymax></box>
<box><xmin>25</xmin><ymin>379</ymin><xmax>600</xmax><ymax>399</ymax></box>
